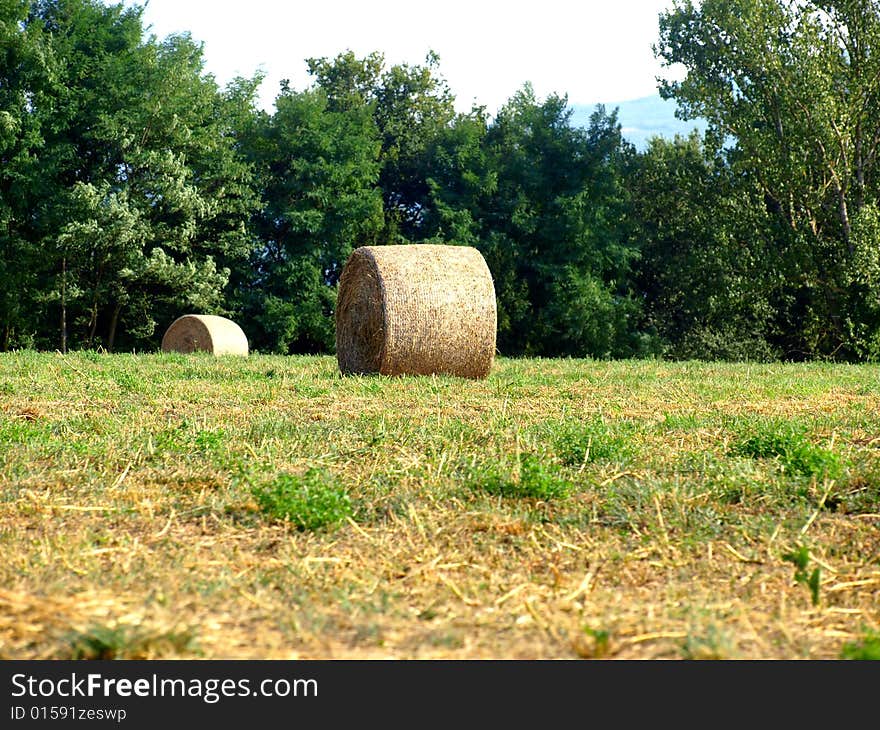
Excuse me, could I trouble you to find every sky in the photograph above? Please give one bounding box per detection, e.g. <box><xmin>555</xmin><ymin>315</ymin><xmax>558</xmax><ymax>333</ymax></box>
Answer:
<box><xmin>120</xmin><ymin>0</ymin><xmax>685</xmax><ymax>116</ymax></box>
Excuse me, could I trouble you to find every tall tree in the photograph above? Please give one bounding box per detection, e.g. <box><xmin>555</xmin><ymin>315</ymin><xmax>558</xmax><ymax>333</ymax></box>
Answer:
<box><xmin>657</xmin><ymin>0</ymin><xmax>880</xmax><ymax>358</ymax></box>
<box><xmin>474</xmin><ymin>87</ymin><xmax>644</xmax><ymax>357</ymax></box>
<box><xmin>236</xmin><ymin>84</ymin><xmax>384</xmax><ymax>353</ymax></box>
<box><xmin>630</xmin><ymin>133</ymin><xmax>781</xmax><ymax>360</ymax></box>
<box><xmin>0</xmin><ymin>0</ymin><xmax>51</xmax><ymax>348</ymax></box>
<box><xmin>2</xmin><ymin>0</ymin><xmax>259</xmax><ymax>351</ymax></box>
<box><xmin>307</xmin><ymin>50</ymin><xmax>458</xmax><ymax>243</ymax></box>
<box><xmin>421</xmin><ymin>107</ymin><xmax>494</xmax><ymax>247</ymax></box>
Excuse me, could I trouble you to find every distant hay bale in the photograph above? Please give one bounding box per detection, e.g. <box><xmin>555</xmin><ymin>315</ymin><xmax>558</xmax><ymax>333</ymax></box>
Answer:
<box><xmin>335</xmin><ymin>244</ymin><xmax>497</xmax><ymax>379</ymax></box>
<box><xmin>161</xmin><ymin>314</ymin><xmax>249</xmax><ymax>356</ymax></box>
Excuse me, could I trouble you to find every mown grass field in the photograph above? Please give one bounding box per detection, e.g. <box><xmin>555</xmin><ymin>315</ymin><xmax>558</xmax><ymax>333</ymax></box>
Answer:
<box><xmin>1</xmin><ymin>351</ymin><xmax>878</xmax><ymax>660</ymax></box>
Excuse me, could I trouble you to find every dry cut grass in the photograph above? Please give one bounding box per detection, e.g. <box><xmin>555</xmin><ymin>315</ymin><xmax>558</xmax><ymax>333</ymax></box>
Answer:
<box><xmin>0</xmin><ymin>352</ymin><xmax>878</xmax><ymax>659</ymax></box>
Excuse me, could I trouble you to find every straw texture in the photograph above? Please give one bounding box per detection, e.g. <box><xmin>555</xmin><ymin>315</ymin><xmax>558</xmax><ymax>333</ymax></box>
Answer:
<box><xmin>335</xmin><ymin>244</ymin><xmax>497</xmax><ymax>378</ymax></box>
<box><xmin>161</xmin><ymin>314</ymin><xmax>249</xmax><ymax>356</ymax></box>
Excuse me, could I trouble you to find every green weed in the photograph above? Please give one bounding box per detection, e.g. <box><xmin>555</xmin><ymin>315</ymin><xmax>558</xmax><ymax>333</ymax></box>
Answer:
<box><xmin>580</xmin><ymin>627</ymin><xmax>611</xmax><ymax>658</ymax></box>
<box><xmin>681</xmin><ymin>625</ymin><xmax>735</xmax><ymax>660</ymax></box>
<box><xmin>782</xmin><ymin>545</ymin><xmax>821</xmax><ymax>606</ymax></box>
<box><xmin>251</xmin><ymin>469</ymin><xmax>353</xmax><ymax>530</ymax></box>
<box><xmin>544</xmin><ymin>417</ymin><xmax>635</xmax><ymax>466</ymax></box>
<box><xmin>469</xmin><ymin>453</ymin><xmax>572</xmax><ymax>500</ymax></box>
<box><xmin>676</xmin><ymin>451</ymin><xmax>796</xmax><ymax>508</ymax></box>
<box><xmin>66</xmin><ymin>624</ymin><xmax>199</xmax><ymax>659</ymax></box>
<box><xmin>193</xmin><ymin>428</ymin><xmax>226</xmax><ymax>453</ymax></box>
<box><xmin>730</xmin><ymin>421</ymin><xmax>841</xmax><ymax>479</ymax></box>
<box><xmin>841</xmin><ymin>631</ymin><xmax>880</xmax><ymax>660</ymax></box>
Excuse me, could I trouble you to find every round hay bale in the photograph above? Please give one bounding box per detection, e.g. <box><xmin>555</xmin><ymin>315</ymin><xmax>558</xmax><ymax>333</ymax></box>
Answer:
<box><xmin>161</xmin><ymin>314</ymin><xmax>249</xmax><ymax>356</ymax></box>
<box><xmin>335</xmin><ymin>244</ymin><xmax>497</xmax><ymax>378</ymax></box>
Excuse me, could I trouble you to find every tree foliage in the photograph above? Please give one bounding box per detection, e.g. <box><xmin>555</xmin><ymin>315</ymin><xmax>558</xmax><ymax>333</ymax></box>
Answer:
<box><xmin>2</xmin><ymin>0</ymin><xmax>258</xmax><ymax>351</ymax></box>
<box><xmin>630</xmin><ymin>133</ymin><xmax>780</xmax><ymax>360</ymax></box>
<box><xmin>234</xmin><ymin>84</ymin><xmax>383</xmax><ymax>354</ymax></box>
<box><xmin>4</xmin><ymin>0</ymin><xmax>880</xmax><ymax>362</ymax></box>
<box><xmin>461</xmin><ymin>88</ymin><xmax>644</xmax><ymax>357</ymax></box>
<box><xmin>306</xmin><ymin>50</ymin><xmax>458</xmax><ymax>242</ymax></box>
<box><xmin>657</xmin><ymin>0</ymin><xmax>880</xmax><ymax>358</ymax></box>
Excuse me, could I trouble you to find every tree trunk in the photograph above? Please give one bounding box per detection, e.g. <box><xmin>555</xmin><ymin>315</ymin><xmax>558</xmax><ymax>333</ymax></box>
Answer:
<box><xmin>107</xmin><ymin>301</ymin><xmax>122</xmax><ymax>353</ymax></box>
<box><xmin>61</xmin><ymin>256</ymin><xmax>68</xmax><ymax>354</ymax></box>
<box><xmin>837</xmin><ymin>184</ymin><xmax>852</xmax><ymax>256</ymax></box>
<box><xmin>87</xmin><ymin>301</ymin><xmax>98</xmax><ymax>349</ymax></box>
<box><xmin>854</xmin><ymin>121</ymin><xmax>865</xmax><ymax>212</ymax></box>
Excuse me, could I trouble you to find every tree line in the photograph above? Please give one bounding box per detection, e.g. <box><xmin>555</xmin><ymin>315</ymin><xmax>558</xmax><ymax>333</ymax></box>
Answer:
<box><xmin>3</xmin><ymin>0</ymin><xmax>880</xmax><ymax>362</ymax></box>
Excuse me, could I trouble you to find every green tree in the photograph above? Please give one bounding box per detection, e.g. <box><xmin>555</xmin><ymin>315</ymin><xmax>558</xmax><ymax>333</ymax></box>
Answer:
<box><xmin>2</xmin><ymin>0</ymin><xmax>259</xmax><ymax>351</ymax></box>
<box><xmin>657</xmin><ymin>0</ymin><xmax>880</xmax><ymax>358</ymax></box>
<box><xmin>305</xmin><ymin>50</ymin><xmax>384</xmax><ymax>113</ymax></box>
<box><xmin>373</xmin><ymin>51</ymin><xmax>457</xmax><ymax>241</ymax></box>
<box><xmin>420</xmin><ymin>107</ymin><xmax>495</xmax><ymax>247</ymax></box>
<box><xmin>630</xmin><ymin>133</ymin><xmax>781</xmax><ymax>360</ymax></box>
<box><xmin>236</xmin><ymin>84</ymin><xmax>383</xmax><ymax>353</ymax></box>
<box><xmin>0</xmin><ymin>0</ymin><xmax>51</xmax><ymax>348</ymax></box>
<box><xmin>307</xmin><ymin>50</ymin><xmax>458</xmax><ymax>243</ymax></box>
<box><xmin>474</xmin><ymin>87</ymin><xmax>644</xmax><ymax>357</ymax></box>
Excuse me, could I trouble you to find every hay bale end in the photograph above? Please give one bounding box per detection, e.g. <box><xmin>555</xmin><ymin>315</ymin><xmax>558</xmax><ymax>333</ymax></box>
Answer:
<box><xmin>161</xmin><ymin>314</ymin><xmax>249</xmax><ymax>356</ymax></box>
<box><xmin>335</xmin><ymin>244</ymin><xmax>497</xmax><ymax>379</ymax></box>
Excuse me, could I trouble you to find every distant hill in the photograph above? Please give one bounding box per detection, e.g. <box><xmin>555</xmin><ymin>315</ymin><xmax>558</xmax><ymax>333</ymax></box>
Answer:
<box><xmin>570</xmin><ymin>94</ymin><xmax>707</xmax><ymax>150</ymax></box>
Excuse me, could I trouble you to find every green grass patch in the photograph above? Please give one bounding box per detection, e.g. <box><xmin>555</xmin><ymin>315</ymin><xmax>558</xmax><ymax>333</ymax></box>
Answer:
<box><xmin>541</xmin><ymin>416</ymin><xmax>636</xmax><ymax>467</ymax></box>
<box><xmin>251</xmin><ymin>468</ymin><xmax>353</xmax><ymax>530</ymax></box>
<box><xmin>782</xmin><ymin>544</ymin><xmax>822</xmax><ymax>606</ymax></box>
<box><xmin>65</xmin><ymin>624</ymin><xmax>199</xmax><ymax>660</ymax></box>
<box><xmin>729</xmin><ymin>420</ymin><xmax>842</xmax><ymax>479</ymax></box>
<box><xmin>841</xmin><ymin>631</ymin><xmax>880</xmax><ymax>660</ymax></box>
<box><xmin>467</xmin><ymin>453</ymin><xmax>573</xmax><ymax>500</ymax></box>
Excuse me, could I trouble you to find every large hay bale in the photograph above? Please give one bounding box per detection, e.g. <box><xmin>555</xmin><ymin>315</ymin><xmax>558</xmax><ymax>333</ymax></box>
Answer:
<box><xmin>161</xmin><ymin>314</ymin><xmax>249</xmax><ymax>356</ymax></box>
<box><xmin>335</xmin><ymin>244</ymin><xmax>497</xmax><ymax>378</ymax></box>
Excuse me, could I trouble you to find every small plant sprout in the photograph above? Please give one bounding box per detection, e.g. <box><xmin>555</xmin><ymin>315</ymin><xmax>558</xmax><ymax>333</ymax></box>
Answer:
<box><xmin>782</xmin><ymin>545</ymin><xmax>821</xmax><ymax>607</ymax></box>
